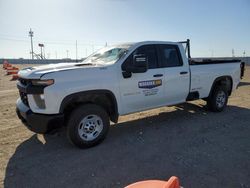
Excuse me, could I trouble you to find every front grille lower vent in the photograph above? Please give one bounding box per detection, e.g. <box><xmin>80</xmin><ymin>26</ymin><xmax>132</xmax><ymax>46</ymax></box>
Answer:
<box><xmin>19</xmin><ymin>91</ymin><xmax>29</xmax><ymax>107</ymax></box>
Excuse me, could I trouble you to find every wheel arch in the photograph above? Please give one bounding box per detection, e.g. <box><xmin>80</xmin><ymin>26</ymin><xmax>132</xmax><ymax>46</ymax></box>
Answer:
<box><xmin>209</xmin><ymin>76</ymin><xmax>233</xmax><ymax>97</ymax></box>
<box><xmin>60</xmin><ymin>90</ymin><xmax>119</xmax><ymax>123</ymax></box>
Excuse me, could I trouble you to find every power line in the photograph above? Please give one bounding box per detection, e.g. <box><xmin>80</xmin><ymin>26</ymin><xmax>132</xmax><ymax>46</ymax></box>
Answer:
<box><xmin>0</xmin><ymin>37</ymin><xmax>29</xmax><ymax>42</ymax></box>
<box><xmin>0</xmin><ymin>36</ymin><xmax>105</xmax><ymax>46</ymax></box>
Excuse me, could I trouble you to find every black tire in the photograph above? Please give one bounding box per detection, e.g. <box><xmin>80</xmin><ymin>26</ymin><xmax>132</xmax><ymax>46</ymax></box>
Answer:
<box><xmin>67</xmin><ymin>104</ymin><xmax>110</xmax><ymax>148</ymax></box>
<box><xmin>207</xmin><ymin>85</ymin><xmax>228</xmax><ymax>112</ymax></box>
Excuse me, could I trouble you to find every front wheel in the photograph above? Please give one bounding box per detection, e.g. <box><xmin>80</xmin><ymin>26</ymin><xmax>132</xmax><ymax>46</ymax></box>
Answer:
<box><xmin>67</xmin><ymin>104</ymin><xmax>110</xmax><ymax>148</ymax></box>
<box><xmin>207</xmin><ymin>86</ymin><xmax>228</xmax><ymax>112</ymax></box>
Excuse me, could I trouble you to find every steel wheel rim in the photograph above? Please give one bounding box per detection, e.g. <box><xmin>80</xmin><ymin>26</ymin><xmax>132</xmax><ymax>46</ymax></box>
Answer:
<box><xmin>78</xmin><ymin>114</ymin><xmax>103</xmax><ymax>141</ymax></box>
<box><xmin>216</xmin><ymin>90</ymin><xmax>226</xmax><ymax>108</ymax></box>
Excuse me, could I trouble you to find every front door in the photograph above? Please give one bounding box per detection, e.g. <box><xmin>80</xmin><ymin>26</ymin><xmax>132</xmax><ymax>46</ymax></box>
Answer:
<box><xmin>119</xmin><ymin>45</ymin><xmax>165</xmax><ymax>114</ymax></box>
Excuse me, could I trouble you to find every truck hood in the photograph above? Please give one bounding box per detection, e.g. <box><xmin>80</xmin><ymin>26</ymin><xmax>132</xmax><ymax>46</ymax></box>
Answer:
<box><xmin>18</xmin><ymin>62</ymin><xmax>97</xmax><ymax>79</ymax></box>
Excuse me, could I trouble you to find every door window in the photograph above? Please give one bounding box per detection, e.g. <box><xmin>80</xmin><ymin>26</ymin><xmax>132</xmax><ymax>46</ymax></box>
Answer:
<box><xmin>122</xmin><ymin>45</ymin><xmax>158</xmax><ymax>70</ymax></box>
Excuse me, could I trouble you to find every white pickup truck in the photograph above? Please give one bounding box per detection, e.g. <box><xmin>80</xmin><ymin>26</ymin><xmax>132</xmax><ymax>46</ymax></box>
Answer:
<box><xmin>16</xmin><ymin>39</ymin><xmax>245</xmax><ymax>148</ymax></box>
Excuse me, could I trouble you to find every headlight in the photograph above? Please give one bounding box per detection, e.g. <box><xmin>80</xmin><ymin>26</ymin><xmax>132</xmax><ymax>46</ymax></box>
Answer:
<box><xmin>31</xmin><ymin>79</ymin><xmax>54</xmax><ymax>86</ymax></box>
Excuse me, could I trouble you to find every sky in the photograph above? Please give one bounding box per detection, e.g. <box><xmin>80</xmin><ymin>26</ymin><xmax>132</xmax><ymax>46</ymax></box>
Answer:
<box><xmin>0</xmin><ymin>0</ymin><xmax>249</xmax><ymax>59</ymax></box>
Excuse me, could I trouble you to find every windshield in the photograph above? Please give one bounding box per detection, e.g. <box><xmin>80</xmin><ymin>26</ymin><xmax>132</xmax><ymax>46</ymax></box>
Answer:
<box><xmin>83</xmin><ymin>45</ymin><xmax>131</xmax><ymax>65</ymax></box>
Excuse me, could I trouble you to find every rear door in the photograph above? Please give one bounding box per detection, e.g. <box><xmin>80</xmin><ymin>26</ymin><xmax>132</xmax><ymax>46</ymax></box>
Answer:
<box><xmin>119</xmin><ymin>45</ymin><xmax>165</xmax><ymax>114</ymax></box>
<box><xmin>157</xmin><ymin>44</ymin><xmax>190</xmax><ymax>104</ymax></box>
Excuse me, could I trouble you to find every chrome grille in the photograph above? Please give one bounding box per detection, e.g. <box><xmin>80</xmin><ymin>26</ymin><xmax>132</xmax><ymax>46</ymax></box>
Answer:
<box><xmin>18</xmin><ymin>78</ymin><xmax>30</xmax><ymax>107</ymax></box>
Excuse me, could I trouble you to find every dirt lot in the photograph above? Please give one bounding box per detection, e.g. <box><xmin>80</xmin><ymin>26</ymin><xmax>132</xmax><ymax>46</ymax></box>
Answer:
<box><xmin>0</xmin><ymin>64</ymin><xmax>250</xmax><ymax>188</ymax></box>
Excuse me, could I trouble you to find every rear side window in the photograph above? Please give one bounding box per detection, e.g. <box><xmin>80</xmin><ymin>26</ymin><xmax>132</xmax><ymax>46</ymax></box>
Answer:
<box><xmin>159</xmin><ymin>45</ymin><xmax>183</xmax><ymax>67</ymax></box>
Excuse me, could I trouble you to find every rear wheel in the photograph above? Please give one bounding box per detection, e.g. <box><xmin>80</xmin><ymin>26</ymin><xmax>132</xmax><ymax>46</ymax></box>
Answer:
<box><xmin>207</xmin><ymin>86</ymin><xmax>228</xmax><ymax>112</ymax></box>
<box><xmin>67</xmin><ymin>104</ymin><xmax>110</xmax><ymax>148</ymax></box>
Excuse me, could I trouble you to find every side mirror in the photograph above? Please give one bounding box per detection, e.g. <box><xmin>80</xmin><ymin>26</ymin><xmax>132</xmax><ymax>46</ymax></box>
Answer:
<box><xmin>131</xmin><ymin>54</ymin><xmax>148</xmax><ymax>73</ymax></box>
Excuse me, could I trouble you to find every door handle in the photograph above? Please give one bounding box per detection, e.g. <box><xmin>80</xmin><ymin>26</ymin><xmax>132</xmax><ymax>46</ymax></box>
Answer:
<box><xmin>153</xmin><ymin>74</ymin><xmax>163</xmax><ymax>77</ymax></box>
<box><xmin>180</xmin><ymin>71</ymin><xmax>188</xmax><ymax>75</ymax></box>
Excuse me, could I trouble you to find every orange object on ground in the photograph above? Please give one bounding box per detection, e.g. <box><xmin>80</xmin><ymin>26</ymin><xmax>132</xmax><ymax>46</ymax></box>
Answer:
<box><xmin>125</xmin><ymin>176</ymin><xmax>180</xmax><ymax>188</ymax></box>
<box><xmin>5</xmin><ymin>65</ymin><xmax>15</xmax><ymax>70</ymax></box>
<box><xmin>6</xmin><ymin>67</ymin><xmax>19</xmax><ymax>75</ymax></box>
<box><xmin>11</xmin><ymin>74</ymin><xmax>19</xmax><ymax>80</ymax></box>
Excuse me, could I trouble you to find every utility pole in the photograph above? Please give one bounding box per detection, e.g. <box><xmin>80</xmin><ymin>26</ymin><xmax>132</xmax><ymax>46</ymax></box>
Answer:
<box><xmin>43</xmin><ymin>45</ymin><xmax>45</xmax><ymax>59</ymax></box>
<box><xmin>76</xmin><ymin>40</ymin><xmax>78</xmax><ymax>62</ymax></box>
<box><xmin>66</xmin><ymin>50</ymin><xmax>69</xmax><ymax>58</ymax></box>
<box><xmin>210</xmin><ymin>49</ymin><xmax>214</xmax><ymax>57</ymax></box>
<box><xmin>41</xmin><ymin>47</ymin><xmax>43</xmax><ymax>59</ymax></box>
<box><xmin>38</xmin><ymin>43</ymin><xmax>44</xmax><ymax>59</ymax></box>
<box><xmin>29</xmin><ymin>28</ymin><xmax>34</xmax><ymax>59</ymax></box>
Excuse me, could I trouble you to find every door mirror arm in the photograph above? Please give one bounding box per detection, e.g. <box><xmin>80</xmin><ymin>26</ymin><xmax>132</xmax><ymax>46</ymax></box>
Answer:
<box><xmin>122</xmin><ymin>71</ymin><xmax>132</xmax><ymax>78</ymax></box>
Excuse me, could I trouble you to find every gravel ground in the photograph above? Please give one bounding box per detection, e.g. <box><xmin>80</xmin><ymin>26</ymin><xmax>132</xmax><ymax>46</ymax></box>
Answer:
<box><xmin>0</xmin><ymin>64</ymin><xmax>250</xmax><ymax>188</ymax></box>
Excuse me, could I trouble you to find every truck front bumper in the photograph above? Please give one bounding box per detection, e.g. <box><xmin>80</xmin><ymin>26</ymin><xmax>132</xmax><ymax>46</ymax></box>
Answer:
<box><xmin>16</xmin><ymin>98</ymin><xmax>64</xmax><ymax>134</ymax></box>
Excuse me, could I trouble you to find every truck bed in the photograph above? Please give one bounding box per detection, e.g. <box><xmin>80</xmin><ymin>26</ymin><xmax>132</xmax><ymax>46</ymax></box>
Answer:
<box><xmin>190</xmin><ymin>58</ymin><xmax>245</xmax><ymax>78</ymax></box>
